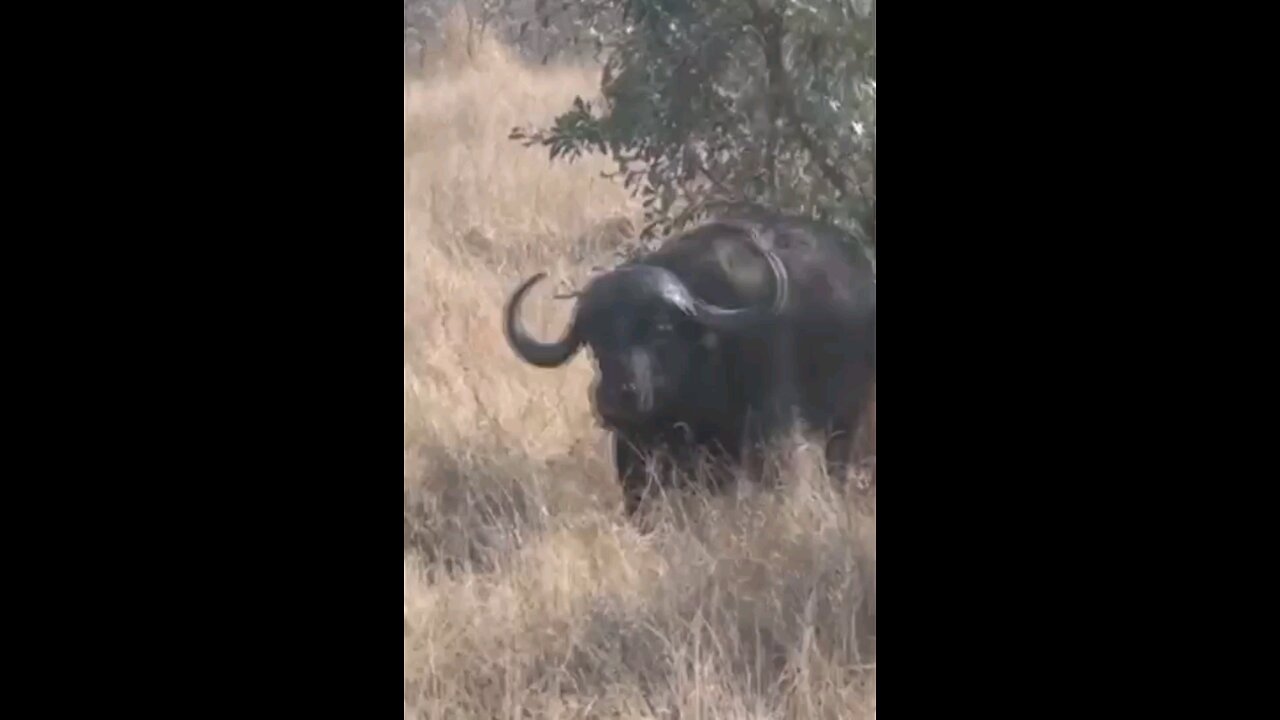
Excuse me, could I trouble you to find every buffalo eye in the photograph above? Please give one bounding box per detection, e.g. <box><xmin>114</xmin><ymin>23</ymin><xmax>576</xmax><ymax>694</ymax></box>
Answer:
<box><xmin>645</xmin><ymin>317</ymin><xmax>681</xmax><ymax>345</ymax></box>
<box><xmin>631</xmin><ymin>315</ymin><xmax>674</xmax><ymax>342</ymax></box>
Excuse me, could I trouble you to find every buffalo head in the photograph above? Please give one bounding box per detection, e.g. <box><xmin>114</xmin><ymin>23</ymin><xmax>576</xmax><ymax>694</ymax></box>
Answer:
<box><xmin>504</xmin><ymin>250</ymin><xmax>788</xmax><ymax>427</ymax></box>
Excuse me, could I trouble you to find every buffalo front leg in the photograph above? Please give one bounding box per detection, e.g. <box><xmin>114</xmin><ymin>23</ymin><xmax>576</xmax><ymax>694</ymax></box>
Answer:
<box><xmin>835</xmin><ymin>380</ymin><xmax>876</xmax><ymax>491</ymax></box>
<box><xmin>825</xmin><ymin>378</ymin><xmax>875</xmax><ymax>490</ymax></box>
<box><xmin>770</xmin><ymin>328</ymin><xmax>804</xmax><ymax>431</ymax></box>
<box><xmin>824</xmin><ymin>421</ymin><xmax>855</xmax><ymax>487</ymax></box>
<box><xmin>855</xmin><ymin>379</ymin><xmax>876</xmax><ymax>489</ymax></box>
<box><xmin>613</xmin><ymin>433</ymin><xmax>655</xmax><ymax>518</ymax></box>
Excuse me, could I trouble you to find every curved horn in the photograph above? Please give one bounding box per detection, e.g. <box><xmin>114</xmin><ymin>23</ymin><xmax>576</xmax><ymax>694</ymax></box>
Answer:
<box><xmin>503</xmin><ymin>273</ymin><xmax>582</xmax><ymax>368</ymax></box>
<box><xmin>687</xmin><ymin>241</ymin><xmax>789</xmax><ymax>332</ymax></box>
<box><xmin>619</xmin><ymin>248</ymin><xmax>788</xmax><ymax>334</ymax></box>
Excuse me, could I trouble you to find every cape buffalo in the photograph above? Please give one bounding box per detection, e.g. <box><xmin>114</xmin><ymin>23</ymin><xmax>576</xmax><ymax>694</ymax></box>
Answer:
<box><xmin>504</xmin><ymin>211</ymin><xmax>876</xmax><ymax>516</ymax></box>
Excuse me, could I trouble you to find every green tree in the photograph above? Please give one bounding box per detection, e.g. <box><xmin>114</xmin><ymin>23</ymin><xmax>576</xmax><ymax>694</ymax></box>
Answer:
<box><xmin>512</xmin><ymin>0</ymin><xmax>875</xmax><ymax>248</ymax></box>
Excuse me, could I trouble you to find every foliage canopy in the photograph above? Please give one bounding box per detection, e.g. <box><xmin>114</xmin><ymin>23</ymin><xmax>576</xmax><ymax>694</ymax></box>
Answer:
<box><xmin>511</xmin><ymin>0</ymin><xmax>875</xmax><ymax>248</ymax></box>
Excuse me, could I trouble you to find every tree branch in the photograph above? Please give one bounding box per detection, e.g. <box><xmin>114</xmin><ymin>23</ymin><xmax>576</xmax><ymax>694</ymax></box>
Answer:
<box><xmin>687</xmin><ymin>145</ymin><xmax>739</xmax><ymax>201</ymax></box>
<box><xmin>791</xmin><ymin>118</ymin><xmax>853</xmax><ymax>199</ymax></box>
<box><xmin>748</xmin><ymin>0</ymin><xmax>855</xmax><ymax>201</ymax></box>
<box><xmin>760</xmin><ymin>11</ymin><xmax>783</xmax><ymax>200</ymax></box>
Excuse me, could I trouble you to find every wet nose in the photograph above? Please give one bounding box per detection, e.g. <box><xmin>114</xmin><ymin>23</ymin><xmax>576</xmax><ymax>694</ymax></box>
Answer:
<box><xmin>598</xmin><ymin>384</ymin><xmax>642</xmax><ymax>419</ymax></box>
<box><xmin>621</xmin><ymin>381</ymin><xmax>652</xmax><ymax>413</ymax></box>
<box><xmin>596</xmin><ymin>385</ymin><xmax>626</xmax><ymax>416</ymax></box>
<box><xmin>611</xmin><ymin>383</ymin><xmax>641</xmax><ymax>410</ymax></box>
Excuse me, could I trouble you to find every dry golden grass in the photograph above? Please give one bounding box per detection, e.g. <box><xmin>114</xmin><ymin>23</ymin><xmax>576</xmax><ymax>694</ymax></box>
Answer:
<box><xmin>404</xmin><ymin>15</ymin><xmax>876</xmax><ymax>718</ymax></box>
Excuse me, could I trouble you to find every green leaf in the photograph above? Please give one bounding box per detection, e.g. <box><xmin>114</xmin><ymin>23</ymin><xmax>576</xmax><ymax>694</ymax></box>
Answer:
<box><xmin>509</xmin><ymin>0</ymin><xmax>875</xmax><ymax>238</ymax></box>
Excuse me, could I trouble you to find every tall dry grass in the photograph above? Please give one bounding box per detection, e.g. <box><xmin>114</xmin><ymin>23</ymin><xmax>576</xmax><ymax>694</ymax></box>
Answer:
<box><xmin>404</xmin><ymin>14</ymin><xmax>876</xmax><ymax>718</ymax></box>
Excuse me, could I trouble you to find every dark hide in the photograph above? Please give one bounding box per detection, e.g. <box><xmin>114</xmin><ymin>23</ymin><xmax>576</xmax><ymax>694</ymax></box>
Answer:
<box><xmin>504</xmin><ymin>211</ymin><xmax>876</xmax><ymax>517</ymax></box>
